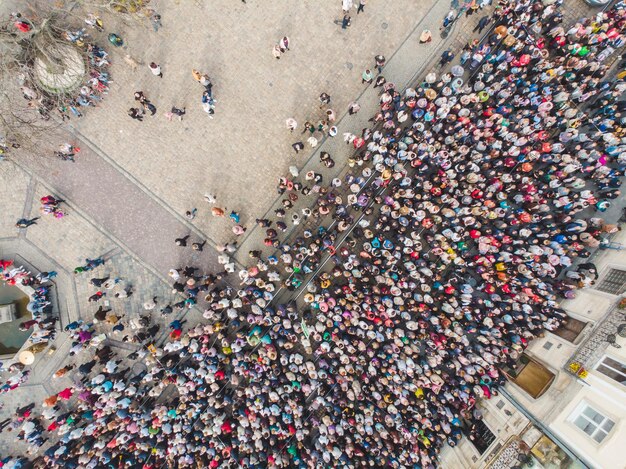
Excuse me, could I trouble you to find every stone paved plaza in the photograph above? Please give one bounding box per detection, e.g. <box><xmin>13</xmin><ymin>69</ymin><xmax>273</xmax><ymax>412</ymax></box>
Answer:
<box><xmin>0</xmin><ymin>0</ymin><xmax>602</xmax><ymax>462</ymax></box>
<box><xmin>15</xmin><ymin>0</ymin><xmax>452</xmax><ymax>273</ymax></box>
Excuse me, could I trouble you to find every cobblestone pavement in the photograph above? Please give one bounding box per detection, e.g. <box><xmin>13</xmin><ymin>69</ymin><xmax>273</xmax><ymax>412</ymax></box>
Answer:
<box><xmin>71</xmin><ymin>0</ymin><xmax>434</xmax><ymax>242</ymax></box>
<box><xmin>17</xmin><ymin>135</ymin><xmax>232</xmax><ymax>279</ymax></box>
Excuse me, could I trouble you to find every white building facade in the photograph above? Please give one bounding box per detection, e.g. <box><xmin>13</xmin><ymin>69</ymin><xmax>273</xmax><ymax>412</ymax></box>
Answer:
<box><xmin>441</xmin><ymin>231</ymin><xmax>626</xmax><ymax>469</ymax></box>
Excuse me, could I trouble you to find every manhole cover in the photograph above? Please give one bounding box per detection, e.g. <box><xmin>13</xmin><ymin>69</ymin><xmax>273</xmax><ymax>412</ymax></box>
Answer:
<box><xmin>381</xmin><ymin>22</ymin><xmax>388</xmax><ymax>30</ymax></box>
<box><xmin>345</xmin><ymin>62</ymin><xmax>353</xmax><ymax>70</ymax></box>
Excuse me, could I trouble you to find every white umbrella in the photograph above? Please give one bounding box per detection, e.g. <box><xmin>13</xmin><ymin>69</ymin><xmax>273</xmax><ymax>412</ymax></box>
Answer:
<box><xmin>452</xmin><ymin>77</ymin><xmax>464</xmax><ymax>89</ymax></box>
<box><xmin>451</xmin><ymin>65</ymin><xmax>464</xmax><ymax>77</ymax></box>
<box><xmin>18</xmin><ymin>350</ymin><xmax>35</xmax><ymax>365</ymax></box>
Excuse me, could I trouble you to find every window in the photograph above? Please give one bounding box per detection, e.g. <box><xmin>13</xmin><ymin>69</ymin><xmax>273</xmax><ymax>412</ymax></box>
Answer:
<box><xmin>596</xmin><ymin>356</ymin><xmax>626</xmax><ymax>386</ymax></box>
<box><xmin>552</xmin><ymin>315</ymin><xmax>587</xmax><ymax>343</ymax></box>
<box><xmin>596</xmin><ymin>268</ymin><xmax>626</xmax><ymax>295</ymax></box>
<box><xmin>571</xmin><ymin>404</ymin><xmax>615</xmax><ymax>443</ymax></box>
<box><xmin>501</xmin><ymin>354</ymin><xmax>555</xmax><ymax>398</ymax></box>
<box><xmin>531</xmin><ymin>435</ymin><xmax>573</xmax><ymax>467</ymax></box>
<box><xmin>463</xmin><ymin>419</ymin><xmax>497</xmax><ymax>455</ymax></box>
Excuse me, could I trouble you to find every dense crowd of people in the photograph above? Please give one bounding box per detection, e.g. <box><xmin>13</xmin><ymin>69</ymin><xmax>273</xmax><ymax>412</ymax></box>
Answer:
<box><xmin>1</xmin><ymin>0</ymin><xmax>626</xmax><ymax>467</ymax></box>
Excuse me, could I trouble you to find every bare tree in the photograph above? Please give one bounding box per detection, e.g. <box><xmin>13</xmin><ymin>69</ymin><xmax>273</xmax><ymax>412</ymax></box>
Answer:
<box><xmin>0</xmin><ymin>0</ymin><xmax>154</xmax><ymax>155</ymax></box>
<box><xmin>0</xmin><ymin>4</ymin><xmax>111</xmax><ymax>153</ymax></box>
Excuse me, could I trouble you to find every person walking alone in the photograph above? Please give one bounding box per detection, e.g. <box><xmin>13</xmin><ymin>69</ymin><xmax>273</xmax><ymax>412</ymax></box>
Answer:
<box><xmin>348</xmin><ymin>102</ymin><xmax>361</xmax><ymax>115</ymax></box>
<box><xmin>128</xmin><ymin>108</ymin><xmax>143</xmax><ymax>121</ymax></box>
<box><xmin>149</xmin><ymin>62</ymin><xmax>163</xmax><ymax>78</ymax></box>
<box><xmin>473</xmin><ymin>15</ymin><xmax>491</xmax><ymax>33</ymax></box>
<box><xmin>192</xmin><ymin>241</ymin><xmax>206</xmax><ymax>251</ymax></box>
<box><xmin>151</xmin><ymin>13</ymin><xmax>161</xmax><ymax>32</ymax></box>
<box><xmin>175</xmin><ymin>235</ymin><xmax>190</xmax><ymax>247</ymax></box>
<box><xmin>279</xmin><ymin>36</ymin><xmax>290</xmax><ymax>52</ymax></box>
<box><xmin>286</xmin><ymin>118</ymin><xmax>297</xmax><ymax>132</ymax></box>
<box><xmin>15</xmin><ymin>217</ymin><xmax>39</xmax><ymax>228</ymax></box>
<box><xmin>440</xmin><ymin>50</ymin><xmax>455</xmax><ymax>66</ymax></box>
<box><xmin>374</xmin><ymin>55</ymin><xmax>386</xmax><ymax>73</ymax></box>
<box><xmin>171</xmin><ymin>107</ymin><xmax>186</xmax><ymax>121</ymax></box>
<box><xmin>341</xmin><ymin>14</ymin><xmax>351</xmax><ymax>29</ymax></box>
<box><xmin>272</xmin><ymin>45</ymin><xmax>281</xmax><ymax>59</ymax></box>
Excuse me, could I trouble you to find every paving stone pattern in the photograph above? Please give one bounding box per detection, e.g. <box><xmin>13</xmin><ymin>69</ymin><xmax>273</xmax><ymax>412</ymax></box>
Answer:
<box><xmin>0</xmin><ymin>164</ymin><xmax>31</xmax><ymax>238</ymax></box>
<box><xmin>568</xmin><ymin>301</ymin><xmax>626</xmax><ymax>370</ymax></box>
